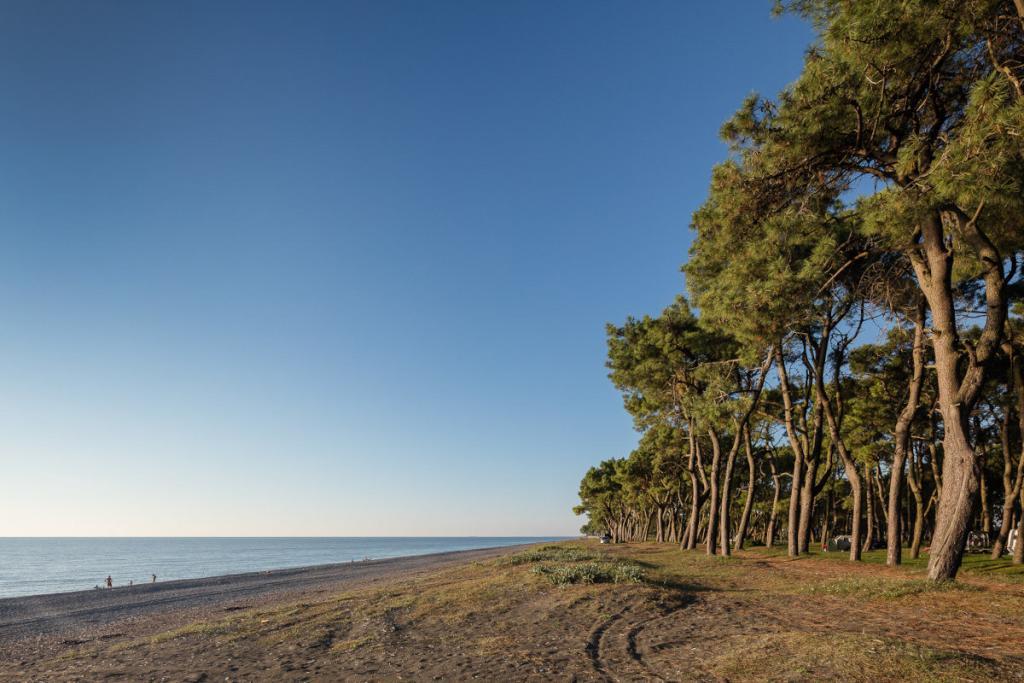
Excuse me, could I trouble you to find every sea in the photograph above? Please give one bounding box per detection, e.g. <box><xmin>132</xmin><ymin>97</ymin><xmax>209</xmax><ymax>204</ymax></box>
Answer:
<box><xmin>0</xmin><ymin>536</ymin><xmax>569</xmax><ymax>599</ymax></box>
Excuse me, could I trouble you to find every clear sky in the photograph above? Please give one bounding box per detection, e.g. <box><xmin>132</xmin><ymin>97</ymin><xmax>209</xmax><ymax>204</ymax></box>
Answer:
<box><xmin>0</xmin><ymin>1</ymin><xmax>813</xmax><ymax>536</ymax></box>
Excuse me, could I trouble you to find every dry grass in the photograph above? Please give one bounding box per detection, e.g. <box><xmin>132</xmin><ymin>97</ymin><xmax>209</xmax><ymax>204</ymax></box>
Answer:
<box><xmin>709</xmin><ymin>631</ymin><xmax>1001</xmax><ymax>682</ymax></box>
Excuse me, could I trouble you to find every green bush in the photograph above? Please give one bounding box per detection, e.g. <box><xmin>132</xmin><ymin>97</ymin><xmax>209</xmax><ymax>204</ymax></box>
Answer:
<box><xmin>505</xmin><ymin>546</ymin><xmax>602</xmax><ymax>565</ymax></box>
<box><xmin>611</xmin><ymin>563</ymin><xmax>644</xmax><ymax>584</ymax></box>
<box><xmin>531</xmin><ymin>560</ymin><xmax>645</xmax><ymax>586</ymax></box>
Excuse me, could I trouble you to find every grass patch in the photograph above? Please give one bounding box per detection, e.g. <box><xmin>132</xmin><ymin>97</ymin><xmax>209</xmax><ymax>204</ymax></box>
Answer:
<box><xmin>752</xmin><ymin>545</ymin><xmax>1024</xmax><ymax>582</ymax></box>
<box><xmin>149</xmin><ymin>619</ymin><xmax>235</xmax><ymax>644</ymax></box>
<box><xmin>708</xmin><ymin>630</ymin><xmax>1001</xmax><ymax>681</ymax></box>
<box><xmin>507</xmin><ymin>543</ymin><xmax>646</xmax><ymax>586</ymax></box>
<box><xmin>531</xmin><ymin>561</ymin><xmax>644</xmax><ymax>586</ymax></box>
<box><xmin>803</xmin><ymin>576</ymin><xmax>980</xmax><ymax>599</ymax></box>
<box><xmin>504</xmin><ymin>545</ymin><xmax>603</xmax><ymax>565</ymax></box>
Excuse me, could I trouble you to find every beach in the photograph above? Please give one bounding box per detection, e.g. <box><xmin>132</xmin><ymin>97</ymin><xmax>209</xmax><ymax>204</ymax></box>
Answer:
<box><xmin>0</xmin><ymin>545</ymin><xmax>520</xmax><ymax>646</ymax></box>
<box><xmin>3</xmin><ymin>541</ymin><xmax>1024</xmax><ymax>681</ymax></box>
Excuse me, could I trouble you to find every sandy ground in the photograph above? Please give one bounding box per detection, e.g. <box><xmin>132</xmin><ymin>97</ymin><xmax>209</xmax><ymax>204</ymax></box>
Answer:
<box><xmin>3</xmin><ymin>542</ymin><xmax>1024</xmax><ymax>681</ymax></box>
<box><xmin>0</xmin><ymin>546</ymin><xmax>524</xmax><ymax>659</ymax></box>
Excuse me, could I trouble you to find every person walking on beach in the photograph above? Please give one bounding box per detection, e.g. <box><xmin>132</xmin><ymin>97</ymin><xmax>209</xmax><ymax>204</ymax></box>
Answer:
<box><xmin>152</xmin><ymin>573</ymin><xmax>157</xmax><ymax>583</ymax></box>
<box><xmin>106</xmin><ymin>575</ymin><xmax>112</xmax><ymax>589</ymax></box>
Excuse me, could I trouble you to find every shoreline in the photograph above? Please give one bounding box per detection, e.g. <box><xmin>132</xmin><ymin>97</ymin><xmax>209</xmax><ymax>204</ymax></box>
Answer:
<box><xmin>0</xmin><ymin>536</ymin><xmax>569</xmax><ymax>601</ymax></box>
<box><xmin>0</xmin><ymin>542</ymin><xmax>540</xmax><ymax>644</ymax></box>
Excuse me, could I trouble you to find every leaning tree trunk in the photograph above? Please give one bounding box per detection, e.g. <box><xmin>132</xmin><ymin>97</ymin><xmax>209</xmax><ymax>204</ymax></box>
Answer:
<box><xmin>888</xmin><ymin>303</ymin><xmax>926</xmax><ymax>565</ymax></box>
<box><xmin>992</xmin><ymin>498</ymin><xmax>1016</xmax><ymax>559</ymax></box>
<box><xmin>734</xmin><ymin>426</ymin><xmax>757</xmax><ymax>550</ymax></box>
<box><xmin>813</xmin><ymin>335</ymin><xmax>862</xmax><ymax>561</ymax></box>
<box><xmin>719</xmin><ymin>431</ymin><xmax>740</xmax><ymax>556</ymax></box>
<box><xmin>863</xmin><ymin>467</ymin><xmax>875</xmax><ymax>553</ymax></box>
<box><xmin>719</xmin><ymin>354</ymin><xmax>771</xmax><ymax>556</ymax></box>
<box><xmin>927</xmin><ymin>387</ymin><xmax>982</xmax><ymax>579</ymax></box>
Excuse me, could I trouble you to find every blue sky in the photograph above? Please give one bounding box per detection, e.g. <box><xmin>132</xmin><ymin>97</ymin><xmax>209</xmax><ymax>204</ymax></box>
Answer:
<box><xmin>0</xmin><ymin>1</ymin><xmax>813</xmax><ymax>536</ymax></box>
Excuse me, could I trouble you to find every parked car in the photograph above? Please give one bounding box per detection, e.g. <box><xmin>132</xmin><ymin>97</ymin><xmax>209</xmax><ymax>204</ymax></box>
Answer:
<box><xmin>967</xmin><ymin>531</ymin><xmax>990</xmax><ymax>553</ymax></box>
<box><xmin>831</xmin><ymin>535</ymin><xmax>852</xmax><ymax>552</ymax></box>
<box><xmin>599</xmin><ymin>533</ymin><xmax>611</xmax><ymax>544</ymax></box>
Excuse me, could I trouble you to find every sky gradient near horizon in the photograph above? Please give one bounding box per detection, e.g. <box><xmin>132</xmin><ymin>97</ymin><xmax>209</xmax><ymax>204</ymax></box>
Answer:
<box><xmin>0</xmin><ymin>1</ymin><xmax>813</xmax><ymax>536</ymax></box>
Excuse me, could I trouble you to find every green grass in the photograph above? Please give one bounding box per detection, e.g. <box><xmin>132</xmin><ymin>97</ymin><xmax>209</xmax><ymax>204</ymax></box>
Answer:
<box><xmin>803</xmin><ymin>576</ymin><xmax>980</xmax><ymax>599</ymax></box>
<box><xmin>530</xmin><ymin>561</ymin><xmax>645</xmax><ymax>586</ymax></box>
<box><xmin>750</xmin><ymin>545</ymin><xmax>1024</xmax><ymax>583</ymax></box>
<box><xmin>509</xmin><ymin>544</ymin><xmax>646</xmax><ymax>585</ymax></box>
<box><xmin>503</xmin><ymin>545</ymin><xmax>604</xmax><ymax>565</ymax></box>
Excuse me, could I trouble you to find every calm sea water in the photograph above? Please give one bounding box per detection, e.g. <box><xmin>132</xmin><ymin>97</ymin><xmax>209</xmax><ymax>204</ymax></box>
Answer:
<box><xmin>0</xmin><ymin>537</ymin><xmax>568</xmax><ymax>599</ymax></box>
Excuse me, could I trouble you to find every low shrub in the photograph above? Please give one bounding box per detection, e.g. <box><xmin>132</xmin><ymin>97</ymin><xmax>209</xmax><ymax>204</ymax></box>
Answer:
<box><xmin>505</xmin><ymin>546</ymin><xmax>602</xmax><ymax>566</ymax></box>
<box><xmin>531</xmin><ymin>561</ymin><xmax>645</xmax><ymax>586</ymax></box>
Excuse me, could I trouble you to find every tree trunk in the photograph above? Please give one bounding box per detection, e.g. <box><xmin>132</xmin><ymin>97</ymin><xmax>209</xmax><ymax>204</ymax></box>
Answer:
<box><xmin>776</xmin><ymin>347</ymin><xmax>804</xmax><ymax>557</ymax></box>
<box><xmin>685</xmin><ymin>426</ymin><xmax>703</xmax><ymax>550</ymax></box>
<box><xmin>993</xmin><ymin>351</ymin><xmax>1024</xmax><ymax>558</ymax></box>
<box><xmin>908</xmin><ymin>447</ymin><xmax>926</xmax><ymax>560</ymax></box>
<box><xmin>706</xmin><ymin>429</ymin><xmax>722</xmax><ymax>556</ymax></box>
<box><xmin>887</xmin><ymin>302</ymin><xmax>926</xmax><ymax>566</ymax></box>
<box><xmin>863</xmin><ymin>467</ymin><xmax>875</xmax><ymax>552</ymax></box>
<box><xmin>735</xmin><ymin>426</ymin><xmax>757</xmax><ymax>550</ymax></box>
<box><xmin>718</xmin><ymin>355</ymin><xmax>771</xmax><ymax>556</ymax></box>
<box><xmin>812</xmin><ymin>330</ymin><xmax>862</xmax><ymax>561</ymax></box>
<box><xmin>911</xmin><ymin>494</ymin><xmax>925</xmax><ymax>559</ymax></box>
<box><xmin>980</xmin><ymin>475</ymin><xmax>992</xmax><ymax>539</ymax></box>
<box><xmin>992</xmin><ymin>498</ymin><xmax>1016</xmax><ymax>559</ymax></box>
<box><xmin>766</xmin><ymin>458</ymin><xmax>781</xmax><ymax>548</ymax></box>
<box><xmin>798</xmin><ymin>442</ymin><xmax>820</xmax><ymax>554</ymax></box>
<box><xmin>909</xmin><ymin>210</ymin><xmax>1007</xmax><ymax>581</ymax></box>
<box><xmin>927</xmin><ymin>408</ymin><xmax>980</xmax><ymax>579</ymax></box>
<box><xmin>1015</xmin><ymin>488</ymin><xmax>1024</xmax><ymax>565</ymax></box>
<box><xmin>822</xmin><ymin>487</ymin><xmax>835</xmax><ymax>551</ymax></box>
<box><xmin>719</xmin><ymin>429</ymin><xmax>740</xmax><ymax>556</ymax></box>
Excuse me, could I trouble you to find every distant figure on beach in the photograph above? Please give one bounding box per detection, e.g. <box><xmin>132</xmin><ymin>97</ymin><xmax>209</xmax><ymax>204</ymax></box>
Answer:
<box><xmin>129</xmin><ymin>580</ymin><xmax>133</xmax><ymax>587</ymax></box>
<box><xmin>152</xmin><ymin>574</ymin><xmax>157</xmax><ymax>583</ymax></box>
<box><xmin>106</xmin><ymin>575</ymin><xmax>112</xmax><ymax>589</ymax></box>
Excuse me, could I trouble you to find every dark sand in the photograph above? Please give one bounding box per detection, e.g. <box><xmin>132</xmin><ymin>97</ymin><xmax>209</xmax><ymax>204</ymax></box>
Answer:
<box><xmin>0</xmin><ymin>545</ymin><xmax>522</xmax><ymax>645</ymax></box>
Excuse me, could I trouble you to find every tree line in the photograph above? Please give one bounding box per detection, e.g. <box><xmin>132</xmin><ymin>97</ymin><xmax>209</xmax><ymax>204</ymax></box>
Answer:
<box><xmin>574</xmin><ymin>0</ymin><xmax>1024</xmax><ymax>581</ymax></box>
